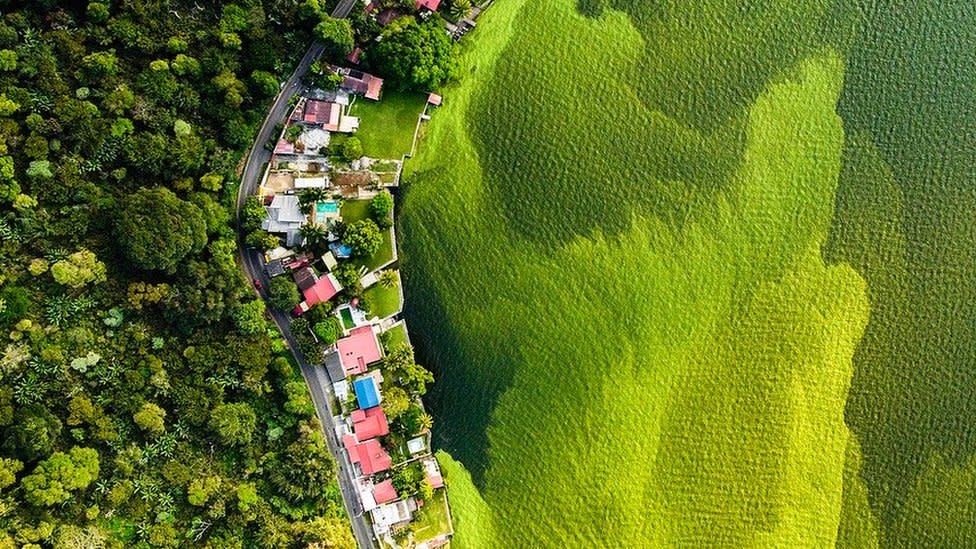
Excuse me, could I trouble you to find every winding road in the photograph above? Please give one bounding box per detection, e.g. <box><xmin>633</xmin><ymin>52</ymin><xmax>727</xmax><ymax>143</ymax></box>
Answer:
<box><xmin>234</xmin><ymin>7</ymin><xmax>378</xmax><ymax>548</ymax></box>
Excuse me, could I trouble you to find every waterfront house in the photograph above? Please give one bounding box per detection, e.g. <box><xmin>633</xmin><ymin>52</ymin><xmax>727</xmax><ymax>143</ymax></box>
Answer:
<box><xmin>353</xmin><ymin>374</ymin><xmax>382</xmax><ymax>409</ymax></box>
<box><xmin>337</xmin><ymin>325</ymin><xmax>384</xmax><ymax>376</ymax></box>
<box><xmin>351</xmin><ymin>406</ymin><xmax>390</xmax><ymax>440</ymax></box>
<box><xmin>344</xmin><ymin>435</ymin><xmax>392</xmax><ymax>476</ymax></box>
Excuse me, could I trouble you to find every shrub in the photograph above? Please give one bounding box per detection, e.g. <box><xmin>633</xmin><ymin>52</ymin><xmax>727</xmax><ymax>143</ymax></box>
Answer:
<box><xmin>370</xmin><ymin>190</ymin><xmax>393</xmax><ymax>229</ymax></box>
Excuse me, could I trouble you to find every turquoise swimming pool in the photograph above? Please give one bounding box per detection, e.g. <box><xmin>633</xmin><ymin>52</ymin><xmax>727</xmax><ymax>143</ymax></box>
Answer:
<box><xmin>316</xmin><ymin>201</ymin><xmax>339</xmax><ymax>215</ymax></box>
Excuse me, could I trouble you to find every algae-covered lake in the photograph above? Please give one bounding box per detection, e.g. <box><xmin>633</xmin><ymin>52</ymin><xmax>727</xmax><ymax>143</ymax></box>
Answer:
<box><xmin>400</xmin><ymin>1</ymin><xmax>976</xmax><ymax>546</ymax></box>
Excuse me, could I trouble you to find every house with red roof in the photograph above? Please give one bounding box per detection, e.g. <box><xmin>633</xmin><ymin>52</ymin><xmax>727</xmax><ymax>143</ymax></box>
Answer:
<box><xmin>372</xmin><ymin>479</ymin><xmax>399</xmax><ymax>505</ymax></box>
<box><xmin>351</xmin><ymin>406</ymin><xmax>389</xmax><ymax>441</ymax></box>
<box><xmin>416</xmin><ymin>0</ymin><xmax>441</xmax><ymax>11</ymax></box>
<box><xmin>303</xmin><ymin>99</ymin><xmax>342</xmax><ymax>131</ymax></box>
<box><xmin>336</xmin><ymin>325</ymin><xmax>383</xmax><ymax>376</ymax></box>
<box><xmin>343</xmin><ymin>435</ymin><xmax>392</xmax><ymax>476</ymax></box>
<box><xmin>423</xmin><ymin>457</ymin><xmax>444</xmax><ymax>489</ymax></box>
<box><xmin>293</xmin><ymin>273</ymin><xmax>343</xmax><ymax>315</ymax></box>
<box><xmin>338</xmin><ymin>68</ymin><xmax>384</xmax><ymax>101</ymax></box>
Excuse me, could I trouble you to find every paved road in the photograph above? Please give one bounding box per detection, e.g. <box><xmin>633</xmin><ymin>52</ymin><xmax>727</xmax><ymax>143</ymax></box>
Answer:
<box><xmin>332</xmin><ymin>0</ymin><xmax>360</xmax><ymax>19</ymax></box>
<box><xmin>234</xmin><ymin>28</ymin><xmax>377</xmax><ymax>549</ymax></box>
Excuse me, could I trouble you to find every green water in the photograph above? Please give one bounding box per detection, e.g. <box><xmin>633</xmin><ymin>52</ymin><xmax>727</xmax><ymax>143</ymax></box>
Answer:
<box><xmin>825</xmin><ymin>1</ymin><xmax>976</xmax><ymax>543</ymax></box>
<box><xmin>398</xmin><ymin>0</ymin><xmax>976</xmax><ymax>546</ymax></box>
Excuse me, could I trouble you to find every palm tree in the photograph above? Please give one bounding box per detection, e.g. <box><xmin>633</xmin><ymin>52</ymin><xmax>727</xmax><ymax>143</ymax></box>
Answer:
<box><xmin>299</xmin><ymin>223</ymin><xmax>328</xmax><ymax>249</ymax></box>
<box><xmin>379</xmin><ymin>270</ymin><xmax>398</xmax><ymax>288</ymax></box>
<box><xmin>418</xmin><ymin>413</ymin><xmax>433</xmax><ymax>433</ymax></box>
<box><xmin>449</xmin><ymin>0</ymin><xmax>472</xmax><ymax>20</ymax></box>
<box><xmin>297</xmin><ymin>188</ymin><xmax>329</xmax><ymax>211</ymax></box>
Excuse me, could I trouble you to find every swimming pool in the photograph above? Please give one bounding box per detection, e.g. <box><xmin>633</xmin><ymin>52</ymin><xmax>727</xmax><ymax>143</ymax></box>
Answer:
<box><xmin>316</xmin><ymin>201</ymin><xmax>339</xmax><ymax>215</ymax></box>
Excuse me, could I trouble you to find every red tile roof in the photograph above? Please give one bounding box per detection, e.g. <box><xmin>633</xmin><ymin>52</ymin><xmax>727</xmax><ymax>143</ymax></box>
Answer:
<box><xmin>303</xmin><ymin>100</ymin><xmax>342</xmax><ymax>131</ymax></box>
<box><xmin>346</xmin><ymin>47</ymin><xmax>362</xmax><ymax>65</ymax></box>
<box><xmin>373</xmin><ymin>479</ymin><xmax>398</xmax><ymax>504</ymax></box>
<box><xmin>303</xmin><ymin>274</ymin><xmax>341</xmax><ymax>307</ymax></box>
<box><xmin>352</xmin><ymin>406</ymin><xmax>389</xmax><ymax>441</ymax></box>
<box><xmin>427</xmin><ymin>93</ymin><xmax>442</xmax><ymax>106</ymax></box>
<box><xmin>274</xmin><ymin>139</ymin><xmax>294</xmax><ymax>154</ymax></box>
<box><xmin>348</xmin><ymin>438</ymin><xmax>391</xmax><ymax>475</ymax></box>
<box><xmin>341</xmin><ymin>71</ymin><xmax>384</xmax><ymax>101</ymax></box>
<box><xmin>365</xmin><ymin>76</ymin><xmax>383</xmax><ymax>101</ymax></box>
<box><xmin>337</xmin><ymin>326</ymin><xmax>383</xmax><ymax>375</ymax></box>
<box><xmin>416</xmin><ymin>0</ymin><xmax>441</xmax><ymax>11</ymax></box>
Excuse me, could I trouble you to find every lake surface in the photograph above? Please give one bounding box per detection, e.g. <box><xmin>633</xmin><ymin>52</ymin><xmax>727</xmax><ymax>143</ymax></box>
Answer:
<box><xmin>401</xmin><ymin>1</ymin><xmax>976</xmax><ymax>546</ymax></box>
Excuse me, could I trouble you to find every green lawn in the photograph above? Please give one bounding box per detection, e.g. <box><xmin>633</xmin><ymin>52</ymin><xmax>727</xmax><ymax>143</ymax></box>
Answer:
<box><xmin>349</xmin><ymin>90</ymin><xmax>427</xmax><ymax>159</ymax></box>
<box><xmin>341</xmin><ymin>199</ymin><xmax>395</xmax><ymax>271</ymax></box>
<box><xmin>412</xmin><ymin>488</ymin><xmax>452</xmax><ymax>544</ymax></box>
<box><xmin>381</xmin><ymin>322</ymin><xmax>410</xmax><ymax>351</ymax></box>
<box><xmin>339</xmin><ymin>308</ymin><xmax>355</xmax><ymax>331</ymax></box>
<box><xmin>363</xmin><ymin>274</ymin><xmax>402</xmax><ymax>319</ymax></box>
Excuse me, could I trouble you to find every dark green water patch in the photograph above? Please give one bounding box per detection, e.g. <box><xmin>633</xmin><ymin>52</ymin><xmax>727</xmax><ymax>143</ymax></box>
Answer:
<box><xmin>827</xmin><ymin>1</ymin><xmax>976</xmax><ymax>542</ymax></box>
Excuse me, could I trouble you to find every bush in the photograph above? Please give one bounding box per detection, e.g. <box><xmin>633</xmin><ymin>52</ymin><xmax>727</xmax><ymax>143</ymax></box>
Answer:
<box><xmin>370</xmin><ymin>190</ymin><xmax>393</xmax><ymax>229</ymax></box>
<box><xmin>342</xmin><ymin>137</ymin><xmax>363</xmax><ymax>162</ymax></box>
<box><xmin>312</xmin><ymin>317</ymin><xmax>341</xmax><ymax>345</ymax></box>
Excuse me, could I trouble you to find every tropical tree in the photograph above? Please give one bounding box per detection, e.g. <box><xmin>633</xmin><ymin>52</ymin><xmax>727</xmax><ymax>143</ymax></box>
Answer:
<box><xmin>268</xmin><ymin>277</ymin><xmax>300</xmax><ymax>310</ymax></box>
<box><xmin>209</xmin><ymin>403</ymin><xmax>257</xmax><ymax>446</ymax></box>
<box><xmin>370</xmin><ymin>17</ymin><xmax>460</xmax><ymax>90</ymax></box>
<box><xmin>313</xmin><ymin>17</ymin><xmax>354</xmax><ymax>59</ymax></box>
<box><xmin>298</xmin><ymin>187</ymin><xmax>329</xmax><ymax>211</ymax></box>
<box><xmin>50</xmin><ymin>249</ymin><xmax>107</xmax><ymax>289</ymax></box>
<box><xmin>343</xmin><ymin>219</ymin><xmax>382</xmax><ymax>257</ymax></box>
<box><xmin>370</xmin><ymin>190</ymin><xmax>394</xmax><ymax>229</ymax></box>
<box><xmin>300</xmin><ymin>223</ymin><xmax>329</xmax><ymax>248</ymax></box>
<box><xmin>133</xmin><ymin>402</ymin><xmax>166</xmax><ymax>435</ymax></box>
<box><xmin>342</xmin><ymin>137</ymin><xmax>363</xmax><ymax>161</ymax></box>
<box><xmin>21</xmin><ymin>447</ymin><xmax>100</xmax><ymax>506</ymax></box>
<box><xmin>312</xmin><ymin>317</ymin><xmax>342</xmax><ymax>345</ymax></box>
<box><xmin>379</xmin><ymin>270</ymin><xmax>398</xmax><ymax>288</ymax></box>
<box><xmin>242</xmin><ymin>196</ymin><xmax>267</xmax><ymax>232</ymax></box>
<box><xmin>449</xmin><ymin>0</ymin><xmax>472</xmax><ymax>20</ymax></box>
<box><xmin>116</xmin><ymin>187</ymin><xmax>207</xmax><ymax>273</ymax></box>
<box><xmin>233</xmin><ymin>300</ymin><xmax>267</xmax><ymax>335</ymax></box>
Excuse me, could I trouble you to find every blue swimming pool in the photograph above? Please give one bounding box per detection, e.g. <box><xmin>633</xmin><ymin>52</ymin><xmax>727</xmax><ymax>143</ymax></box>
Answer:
<box><xmin>316</xmin><ymin>201</ymin><xmax>339</xmax><ymax>215</ymax></box>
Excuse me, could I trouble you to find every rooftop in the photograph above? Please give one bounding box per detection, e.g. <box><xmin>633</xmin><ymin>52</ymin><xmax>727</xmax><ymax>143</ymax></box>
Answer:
<box><xmin>416</xmin><ymin>0</ymin><xmax>441</xmax><ymax>11</ymax></box>
<box><xmin>353</xmin><ymin>376</ymin><xmax>382</xmax><ymax>409</ymax></box>
<box><xmin>293</xmin><ymin>266</ymin><xmax>317</xmax><ymax>291</ymax></box>
<box><xmin>266</xmin><ymin>194</ymin><xmax>305</xmax><ymax>224</ymax></box>
<box><xmin>324</xmin><ymin>350</ymin><xmax>346</xmax><ymax>382</ymax></box>
<box><xmin>352</xmin><ymin>406</ymin><xmax>389</xmax><ymax>441</ymax></box>
<box><xmin>423</xmin><ymin>458</ymin><xmax>444</xmax><ymax>489</ymax></box>
<box><xmin>344</xmin><ymin>435</ymin><xmax>392</xmax><ymax>475</ymax></box>
<box><xmin>304</xmin><ymin>99</ymin><xmax>343</xmax><ymax>131</ymax></box>
<box><xmin>303</xmin><ymin>273</ymin><xmax>342</xmax><ymax>307</ymax></box>
<box><xmin>373</xmin><ymin>479</ymin><xmax>398</xmax><ymax>505</ymax></box>
<box><xmin>337</xmin><ymin>325</ymin><xmax>383</xmax><ymax>375</ymax></box>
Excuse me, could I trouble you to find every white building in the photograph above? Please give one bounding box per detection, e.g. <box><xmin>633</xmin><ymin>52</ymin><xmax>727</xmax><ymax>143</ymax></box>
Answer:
<box><xmin>261</xmin><ymin>194</ymin><xmax>306</xmax><ymax>247</ymax></box>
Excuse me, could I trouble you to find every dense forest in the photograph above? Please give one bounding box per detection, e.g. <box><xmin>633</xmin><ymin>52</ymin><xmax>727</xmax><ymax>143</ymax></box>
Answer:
<box><xmin>0</xmin><ymin>0</ymin><xmax>357</xmax><ymax>547</ymax></box>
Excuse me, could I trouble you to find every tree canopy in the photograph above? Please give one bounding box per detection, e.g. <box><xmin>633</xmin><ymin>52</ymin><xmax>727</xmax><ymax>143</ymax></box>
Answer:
<box><xmin>116</xmin><ymin>187</ymin><xmax>207</xmax><ymax>273</ymax></box>
<box><xmin>314</xmin><ymin>16</ymin><xmax>355</xmax><ymax>60</ymax></box>
<box><xmin>369</xmin><ymin>17</ymin><xmax>460</xmax><ymax>90</ymax></box>
<box><xmin>0</xmin><ymin>2</ymin><xmax>352</xmax><ymax>545</ymax></box>
<box><xmin>344</xmin><ymin>219</ymin><xmax>382</xmax><ymax>257</ymax></box>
